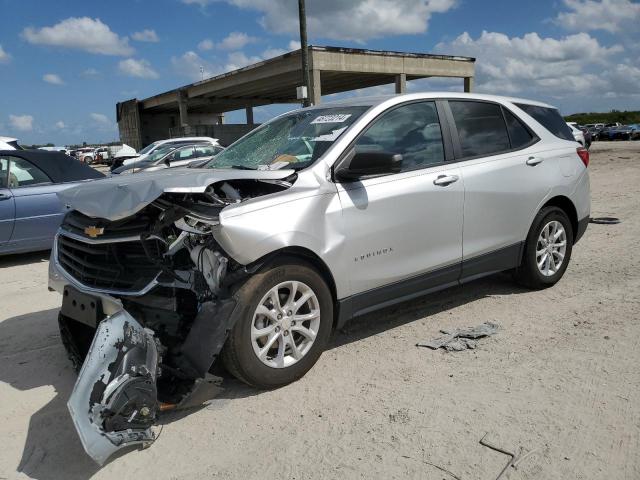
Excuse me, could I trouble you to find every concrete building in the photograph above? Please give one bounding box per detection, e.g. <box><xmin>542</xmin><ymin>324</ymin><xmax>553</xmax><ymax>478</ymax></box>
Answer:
<box><xmin>117</xmin><ymin>46</ymin><xmax>475</xmax><ymax>151</ymax></box>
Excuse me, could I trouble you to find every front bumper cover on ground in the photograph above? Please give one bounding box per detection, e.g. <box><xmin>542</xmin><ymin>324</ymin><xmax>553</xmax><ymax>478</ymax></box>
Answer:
<box><xmin>68</xmin><ymin>309</ymin><xmax>159</xmax><ymax>465</ymax></box>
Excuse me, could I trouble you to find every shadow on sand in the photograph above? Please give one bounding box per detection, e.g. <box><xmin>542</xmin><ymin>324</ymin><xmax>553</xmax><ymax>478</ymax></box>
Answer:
<box><xmin>0</xmin><ymin>273</ymin><xmax>524</xmax><ymax>479</ymax></box>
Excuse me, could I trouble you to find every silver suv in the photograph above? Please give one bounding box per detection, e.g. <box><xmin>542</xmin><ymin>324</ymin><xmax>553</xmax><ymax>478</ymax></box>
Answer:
<box><xmin>49</xmin><ymin>93</ymin><xmax>590</xmax><ymax>463</ymax></box>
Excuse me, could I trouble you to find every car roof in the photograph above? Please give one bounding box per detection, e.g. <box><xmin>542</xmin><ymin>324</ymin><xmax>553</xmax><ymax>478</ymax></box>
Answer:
<box><xmin>155</xmin><ymin>137</ymin><xmax>219</xmax><ymax>145</ymax></box>
<box><xmin>0</xmin><ymin>149</ymin><xmax>104</xmax><ymax>183</ymax></box>
<box><xmin>0</xmin><ymin>136</ymin><xmax>18</xmax><ymax>142</ymax></box>
<box><xmin>320</xmin><ymin>92</ymin><xmax>557</xmax><ymax>110</ymax></box>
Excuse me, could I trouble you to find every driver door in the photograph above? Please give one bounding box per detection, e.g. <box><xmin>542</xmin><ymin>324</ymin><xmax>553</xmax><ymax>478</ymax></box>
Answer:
<box><xmin>0</xmin><ymin>157</ymin><xmax>16</xmax><ymax>245</ymax></box>
<box><xmin>335</xmin><ymin>101</ymin><xmax>464</xmax><ymax>308</ymax></box>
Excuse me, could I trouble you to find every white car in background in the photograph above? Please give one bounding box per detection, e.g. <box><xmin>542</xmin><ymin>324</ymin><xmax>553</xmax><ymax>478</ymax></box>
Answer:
<box><xmin>121</xmin><ymin>137</ymin><xmax>220</xmax><ymax>167</ymax></box>
<box><xmin>0</xmin><ymin>136</ymin><xmax>23</xmax><ymax>150</ymax></box>
<box><xmin>567</xmin><ymin>122</ymin><xmax>585</xmax><ymax>147</ymax></box>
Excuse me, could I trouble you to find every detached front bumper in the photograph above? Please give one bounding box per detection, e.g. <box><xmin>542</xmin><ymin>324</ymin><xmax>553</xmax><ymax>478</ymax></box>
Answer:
<box><xmin>49</xmin><ymin>251</ymin><xmax>160</xmax><ymax>465</ymax></box>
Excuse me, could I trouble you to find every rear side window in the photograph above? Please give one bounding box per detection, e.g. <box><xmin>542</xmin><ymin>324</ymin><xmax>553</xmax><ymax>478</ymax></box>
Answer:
<box><xmin>449</xmin><ymin>101</ymin><xmax>510</xmax><ymax>158</ymax></box>
<box><xmin>503</xmin><ymin>109</ymin><xmax>535</xmax><ymax>149</ymax></box>
<box><xmin>515</xmin><ymin>103</ymin><xmax>574</xmax><ymax>141</ymax></box>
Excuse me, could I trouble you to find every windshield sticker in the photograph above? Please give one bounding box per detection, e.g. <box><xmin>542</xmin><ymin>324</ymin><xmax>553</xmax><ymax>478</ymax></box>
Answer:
<box><xmin>311</xmin><ymin>114</ymin><xmax>352</xmax><ymax>124</ymax></box>
<box><xmin>312</xmin><ymin>127</ymin><xmax>347</xmax><ymax>142</ymax></box>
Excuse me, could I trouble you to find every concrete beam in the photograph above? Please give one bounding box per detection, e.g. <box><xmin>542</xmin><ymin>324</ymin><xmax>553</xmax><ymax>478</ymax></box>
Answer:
<box><xmin>395</xmin><ymin>73</ymin><xmax>407</xmax><ymax>94</ymax></box>
<box><xmin>464</xmin><ymin>76</ymin><xmax>474</xmax><ymax>93</ymax></box>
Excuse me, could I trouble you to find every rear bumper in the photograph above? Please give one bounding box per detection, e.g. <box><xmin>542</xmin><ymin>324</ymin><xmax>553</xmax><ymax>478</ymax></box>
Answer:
<box><xmin>574</xmin><ymin>216</ymin><xmax>589</xmax><ymax>244</ymax></box>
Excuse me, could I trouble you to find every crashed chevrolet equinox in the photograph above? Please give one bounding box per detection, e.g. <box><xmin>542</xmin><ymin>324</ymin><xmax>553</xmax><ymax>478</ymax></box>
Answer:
<box><xmin>49</xmin><ymin>93</ymin><xmax>590</xmax><ymax>463</ymax></box>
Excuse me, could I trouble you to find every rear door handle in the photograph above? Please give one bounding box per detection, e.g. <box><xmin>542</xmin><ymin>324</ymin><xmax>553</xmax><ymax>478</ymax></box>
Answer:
<box><xmin>433</xmin><ymin>174</ymin><xmax>459</xmax><ymax>186</ymax></box>
<box><xmin>526</xmin><ymin>156</ymin><xmax>543</xmax><ymax>166</ymax></box>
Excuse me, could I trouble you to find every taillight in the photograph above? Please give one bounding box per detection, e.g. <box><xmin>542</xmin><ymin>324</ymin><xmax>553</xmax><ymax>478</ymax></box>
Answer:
<box><xmin>577</xmin><ymin>147</ymin><xmax>589</xmax><ymax>167</ymax></box>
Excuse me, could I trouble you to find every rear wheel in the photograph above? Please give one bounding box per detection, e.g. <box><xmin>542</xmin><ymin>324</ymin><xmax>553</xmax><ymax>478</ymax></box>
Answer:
<box><xmin>515</xmin><ymin>207</ymin><xmax>573</xmax><ymax>289</ymax></box>
<box><xmin>222</xmin><ymin>260</ymin><xmax>333</xmax><ymax>389</ymax></box>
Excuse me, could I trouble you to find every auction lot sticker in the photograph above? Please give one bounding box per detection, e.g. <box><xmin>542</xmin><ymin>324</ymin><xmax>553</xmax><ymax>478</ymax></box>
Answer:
<box><xmin>311</xmin><ymin>114</ymin><xmax>352</xmax><ymax>124</ymax></box>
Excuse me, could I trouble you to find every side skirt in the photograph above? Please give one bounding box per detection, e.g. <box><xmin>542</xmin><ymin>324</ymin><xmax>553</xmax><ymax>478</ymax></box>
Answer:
<box><xmin>336</xmin><ymin>242</ymin><xmax>523</xmax><ymax>329</ymax></box>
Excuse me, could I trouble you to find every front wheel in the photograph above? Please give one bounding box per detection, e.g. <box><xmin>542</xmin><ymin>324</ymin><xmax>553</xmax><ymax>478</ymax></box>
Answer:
<box><xmin>515</xmin><ymin>207</ymin><xmax>574</xmax><ymax>289</ymax></box>
<box><xmin>222</xmin><ymin>260</ymin><xmax>333</xmax><ymax>389</ymax></box>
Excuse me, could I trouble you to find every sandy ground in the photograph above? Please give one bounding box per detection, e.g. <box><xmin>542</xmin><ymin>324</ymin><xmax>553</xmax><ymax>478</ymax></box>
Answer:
<box><xmin>1</xmin><ymin>141</ymin><xmax>639</xmax><ymax>480</ymax></box>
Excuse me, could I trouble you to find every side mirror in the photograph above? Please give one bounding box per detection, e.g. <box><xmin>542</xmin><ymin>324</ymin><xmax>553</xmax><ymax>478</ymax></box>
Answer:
<box><xmin>334</xmin><ymin>149</ymin><xmax>403</xmax><ymax>182</ymax></box>
<box><xmin>164</xmin><ymin>153</ymin><xmax>174</xmax><ymax>166</ymax></box>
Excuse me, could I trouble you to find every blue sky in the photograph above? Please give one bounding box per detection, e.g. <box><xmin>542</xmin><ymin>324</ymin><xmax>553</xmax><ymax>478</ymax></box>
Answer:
<box><xmin>1</xmin><ymin>0</ymin><xmax>638</xmax><ymax>145</ymax></box>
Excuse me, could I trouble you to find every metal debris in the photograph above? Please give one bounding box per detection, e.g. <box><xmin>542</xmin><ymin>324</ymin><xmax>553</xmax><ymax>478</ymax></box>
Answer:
<box><xmin>416</xmin><ymin>322</ymin><xmax>499</xmax><ymax>351</ymax></box>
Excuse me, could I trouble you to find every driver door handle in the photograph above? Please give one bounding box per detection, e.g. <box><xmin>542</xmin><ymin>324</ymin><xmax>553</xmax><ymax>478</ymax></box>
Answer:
<box><xmin>0</xmin><ymin>193</ymin><xmax>12</xmax><ymax>201</ymax></box>
<box><xmin>433</xmin><ymin>174</ymin><xmax>459</xmax><ymax>186</ymax></box>
<box><xmin>526</xmin><ymin>156</ymin><xmax>543</xmax><ymax>166</ymax></box>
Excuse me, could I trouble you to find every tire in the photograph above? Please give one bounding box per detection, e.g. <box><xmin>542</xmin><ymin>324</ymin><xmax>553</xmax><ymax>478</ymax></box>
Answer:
<box><xmin>515</xmin><ymin>206</ymin><xmax>574</xmax><ymax>289</ymax></box>
<box><xmin>222</xmin><ymin>259</ymin><xmax>333</xmax><ymax>389</ymax></box>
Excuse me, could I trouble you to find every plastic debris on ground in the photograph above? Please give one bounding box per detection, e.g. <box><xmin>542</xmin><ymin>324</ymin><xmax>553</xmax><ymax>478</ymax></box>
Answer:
<box><xmin>416</xmin><ymin>322</ymin><xmax>499</xmax><ymax>351</ymax></box>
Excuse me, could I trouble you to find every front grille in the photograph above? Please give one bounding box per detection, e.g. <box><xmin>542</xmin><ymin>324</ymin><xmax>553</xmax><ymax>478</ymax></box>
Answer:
<box><xmin>62</xmin><ymin>210</ymin><xmax>155</xmax><ymax>240</ymax></box>
<box><xmin>57</xmin><ymin>234</ymin><xmax>163</xmax><ymax>292</ymax></box>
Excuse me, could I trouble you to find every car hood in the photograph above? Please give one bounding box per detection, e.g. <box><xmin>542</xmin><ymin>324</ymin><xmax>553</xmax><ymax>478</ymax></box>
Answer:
<box><xmin>57</xmin><ymin>167</ymin><xmax>296</xmax><ymax>221</ymax></box>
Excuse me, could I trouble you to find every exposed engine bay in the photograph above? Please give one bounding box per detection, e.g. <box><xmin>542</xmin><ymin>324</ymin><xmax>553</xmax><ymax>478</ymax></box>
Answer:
<box><xmin>51</xmin><ymin>176</ymin><xmax>294</xmax><ymax>464</ymax></box>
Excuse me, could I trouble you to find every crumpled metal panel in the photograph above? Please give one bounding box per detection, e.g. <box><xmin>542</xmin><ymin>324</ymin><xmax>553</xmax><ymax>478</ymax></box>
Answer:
<box><xmin>57</xmin><ymin>168</ymin><xmax>295</xmax><ymax>221</ymax></box>
<box><xmin>67</xmin><ymin>310</ymin><xmax>159</xmax><ymax>465</ymax></box>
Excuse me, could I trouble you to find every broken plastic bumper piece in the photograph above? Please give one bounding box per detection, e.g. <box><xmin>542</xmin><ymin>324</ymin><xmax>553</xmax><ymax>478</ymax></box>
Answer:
<box><xmin>68</xmin><ymin>309</ymin><xmax>159</xmax><ymax>465</ymax></box>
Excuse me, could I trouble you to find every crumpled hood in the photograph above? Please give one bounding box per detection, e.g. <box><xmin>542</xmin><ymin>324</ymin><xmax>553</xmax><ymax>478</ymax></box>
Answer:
<box><xmin>57</xmin><ymin>167</ymin><xmax>295</xmax><ymax>221</ymax></box>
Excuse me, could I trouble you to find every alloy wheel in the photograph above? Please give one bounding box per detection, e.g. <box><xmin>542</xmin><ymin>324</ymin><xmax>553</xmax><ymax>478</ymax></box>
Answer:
<box><xmin>536</xmin><ymin>220</ymin><xmax>567</xmax><ymax>277</ymax></box>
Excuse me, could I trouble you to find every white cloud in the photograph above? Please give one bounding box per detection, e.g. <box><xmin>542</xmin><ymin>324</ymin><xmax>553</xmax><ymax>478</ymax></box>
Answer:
<box><xmin>198</xmin><ymin>38</ymin><xmax>214</xmax><ymax>51</ymax></box>
<box><xmin>200</xmin><ymin>0</ymin><xmax>457</xmax><ymax>42</ymax></box>
<box><xmin>43</xmin><ymin>73</ymin><xmax>64</xmax><ymax>85</ymax></box>
<box><xmin>555</xmin><ymin>0</ymin><xmax>640</xmax><ymax>33</ymax></box>
<box><xmin>171</xmin><ymin>51</ymin><xmax>220</xmax><ymax>81</ymax></box>
<box><xmin>288</xmin><ymin>40</ymin><xmax>301</xmax><ymax>50</ymax></box>
<box><xmin>90</xmin><ymin>113</ymin><xmax>110</xmax><ymax>124</ymax></box>
<box><xmin>225</xmin><ymin>51</ymin><xmax>262</xmax><ymax>70</ymax></box>
<box><xmin>9</xmin><ymin>114</ymin><xmax>34</xmax><ymax>132</ymax></box>
<box><xmin>82</xmin><ymin>68</ymin><xmax>100</xmax><ymax>77</ymax></box>
<box><xmin>0</xmin><ymin>44</ymin><xmax>10</xmax><ymax>63</ymax></box>
<box><xmin>118</xmin><ymin>58</ymin><xmax>159</xmax><ymax>79</ymax></box>
<box><xmin>435</xmin><ymin>31</ymin><xmax>623</xmax><ymax>95</ymax></box>
<box><xmin>132</xmin><ymin>29</ymin><xmax>159</xmax><ymax>42</ymax></box>
<box><xmin>22</xmin><ymin>17</ymin><xmax>133</xmax><ymax>56</ymax></box>
<box><xmin>217</xmin><ymin>31</ymin><xmax>257</xmax><ymax>50</ymax></box>
<box><xmin>55</xmin><ymin>121</ymin><xmax>66</xmax><ymax>129</ymax></box>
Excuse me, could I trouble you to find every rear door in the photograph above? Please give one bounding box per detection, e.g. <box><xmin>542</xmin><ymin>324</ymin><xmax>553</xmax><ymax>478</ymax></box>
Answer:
<box><xmin>7</xmin><ymin>155</ymin><xmax>68</xmax><ymax>251</ymax></box>
<box><xmin>336</xmin><ymin>101</ymin><xmax>464</xmax><ymax>302</ymax></box>
<box><xmin>0</xmin><ymin>157</ymin><xmax>16</xmax><ymax>245</ymax></box>
<box><xmin>446</xmin><ymin>100</ymin><xmax>559</xmax><ymax>279</ymax></box>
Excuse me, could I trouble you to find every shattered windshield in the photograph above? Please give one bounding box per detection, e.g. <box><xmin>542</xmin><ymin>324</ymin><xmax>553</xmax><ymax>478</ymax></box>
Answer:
<box><xmin>206</xmin><ymin>106</ymin><xmax>369</xmax><ymax>170</ymax></box>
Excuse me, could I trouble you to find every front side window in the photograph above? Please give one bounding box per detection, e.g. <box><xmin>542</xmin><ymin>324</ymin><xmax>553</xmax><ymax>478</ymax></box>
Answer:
<box><xmin>449</xmin><ymin>101</ymin><xmax>510</xmax><ymax>158</ymax></box>
<box><xmin>195</xmin><ymin>145</ymin><xmax>215</xmax><ymax>157</ymax></box>
<box><xmin>0</xmin><ymin>158</ymin><xmax>8</xmax><ymax>188</ymax></box>
<box><xmin>354</xmin><ymin>101</ymin><xmax>445</xmax><ymax>171</ymax></box>
<box><xmin>175</xmin><ymin>146</ymin><xmax>196</xmax><ymax>160</ymax></box>
<box><xmin>207</xmin><ymin>106</ymin><xmax>369</xmax><ymax>170</ymax></box>
<box><xmin>5</xmin><ymin>156</ymin><xmax>51</xmax><ymax>187</ymax></box>
<box><xmin>515</xmin><ymin>103</ymin><xmax>574</xmax><ymax>141</ymax></box>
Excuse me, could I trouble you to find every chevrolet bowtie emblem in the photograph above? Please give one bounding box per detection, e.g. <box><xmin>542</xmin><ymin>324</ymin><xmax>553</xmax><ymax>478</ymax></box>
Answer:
<box><xmin>84</xmin><ymin>226</ymin><xmax>104</xmax><ymax>238</ymax></box>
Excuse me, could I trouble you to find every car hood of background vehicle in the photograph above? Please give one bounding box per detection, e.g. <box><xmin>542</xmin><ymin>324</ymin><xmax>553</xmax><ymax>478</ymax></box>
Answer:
<box><xmin>57</xmin><ymin>168</ymin><xmax>296</xmax><ymax>221</ymax></box>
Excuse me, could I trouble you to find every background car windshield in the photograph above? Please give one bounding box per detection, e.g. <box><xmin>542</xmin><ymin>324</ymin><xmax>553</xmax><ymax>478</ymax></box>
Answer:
<box><xmin>206</xmin><ymin>106</ymin><xmax>369</xmax><ymax>170</ymax></box>
<box><xmin>146</xmin><ymin>145</ymin><xmax>178</xmax><ymax>163</ymax></box>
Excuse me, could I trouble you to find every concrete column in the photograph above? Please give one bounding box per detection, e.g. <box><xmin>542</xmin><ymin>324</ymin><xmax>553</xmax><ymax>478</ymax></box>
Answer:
<box><xmin>395</xmin><ymin>73</ymin><xmax>407</xmax><ymax>94</ymax></box>
<box><xmin>216</xmin><ymin>113</ymin><xmax>225</xmax><ymax>125</ymax></box>
<box><xmin>311</xmin><ymin>69</ymin><xmax>322</xmax><ymax>105</ymax></box>
<box><xmin>246</xmin><ymin>106</ymin><xmax>254</xmax><ymax>125</ymax></box>
<box><xmin>464</xmin><ymin>77</ymin><xmax>474</xmax><ymax>93</ymax></box>
<box><xmin>177</xmin><ymin>89</ymin><xmax>189</xmax><ymax>127</ymax></box>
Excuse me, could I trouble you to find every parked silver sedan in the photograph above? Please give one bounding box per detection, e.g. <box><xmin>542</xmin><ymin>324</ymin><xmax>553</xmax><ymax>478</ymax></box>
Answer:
<box><xmin>49</xmin><ymin>92</ymin><xmax>590</xmax><ymax>464</ymax></box>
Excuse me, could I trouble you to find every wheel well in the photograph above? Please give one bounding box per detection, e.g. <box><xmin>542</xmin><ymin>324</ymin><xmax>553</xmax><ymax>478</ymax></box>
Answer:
<box><xmin>542</xmin><ymin>196</ymin><xmax>578</xmax><ymax>240</ymax></box>
<box><xmin>251</xmin><ymin>247</ymin><xmax>339</xmax><ymax>326</ymax></box>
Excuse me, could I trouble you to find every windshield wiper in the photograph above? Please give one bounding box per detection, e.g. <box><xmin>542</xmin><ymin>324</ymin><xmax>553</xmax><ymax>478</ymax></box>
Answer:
<box><xmin>229</xmin><ymin>165</ymin><xmax>256</xmax><ymax>170</ymax></box>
